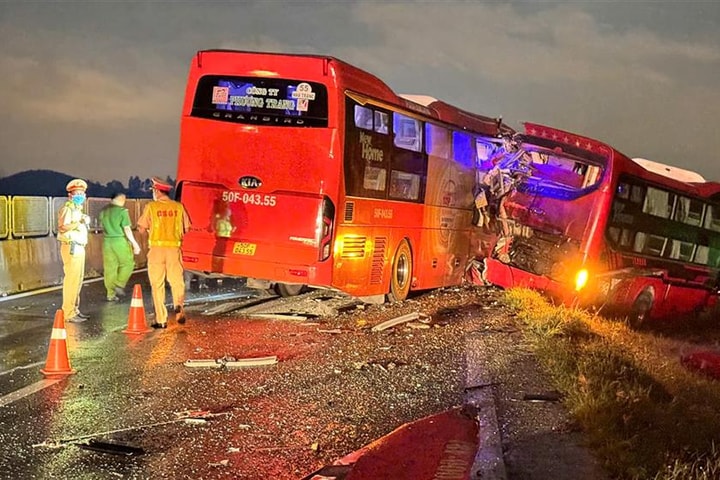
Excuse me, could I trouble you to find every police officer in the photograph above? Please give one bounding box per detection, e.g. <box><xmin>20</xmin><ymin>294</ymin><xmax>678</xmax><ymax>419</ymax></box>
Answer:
<box><xmin>137</xmin><ymin>177</ymin><xmax>191</xmax><ymax>328</ymax></box>
<box><xmin>99</xmin><ymin>192</ymin><xmax>141</xmax><ymax>301</ymax></box>
<box><xmin>58</xmin><ymin>178</ymin><xmax>91</xmax><ymax>323</ymax></box>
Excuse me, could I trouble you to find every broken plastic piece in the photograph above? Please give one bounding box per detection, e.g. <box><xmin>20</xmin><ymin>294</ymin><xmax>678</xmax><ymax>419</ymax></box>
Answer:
<box><xmin>184</xmin><ymin>359</ymin><xmax>223</xmax><ymax>368</ymax></box>
<box><xmin>371</xmin><ymin>312</ymin><xmax>431</xmax><ymax>332</ymax></box>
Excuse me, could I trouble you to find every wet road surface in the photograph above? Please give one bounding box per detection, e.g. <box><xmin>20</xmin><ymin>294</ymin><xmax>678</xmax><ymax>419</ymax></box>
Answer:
<box><xmin>0</xmin><ymin>275</ymin><xmax>606</xmax><ymax>480</ymax></box>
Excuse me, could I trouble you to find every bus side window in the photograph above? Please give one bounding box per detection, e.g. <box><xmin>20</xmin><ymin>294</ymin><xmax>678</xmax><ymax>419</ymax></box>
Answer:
<box><xmin>704</xmin><ymin>205</ymin><xmax>720</xmax><ymax>232</ymax></box>
<box><xmin>393</xmin><ymin>113</ymin><xmax>422</xmax><ymax>152</ymax></box>
<box><xmin>617</xmin><ymin>182</ymin><xmax>631</xmax><ymax>200</ymax></box>
<box><xmin>630</xmin><ymin>185</ymin><xmax>645</xmax><ymax>204</ymax></box>
<box><xmin>643</xmin><ymin>187</ymin><xmax>674</xmax><ymax>219</ymax></box>
<box><xmin>354</xmin><ymin>105</ymin><xmax>373</xmax><ymax>130</ymax></box>
<box><xmin>374</xmin><ymin>111</ymin><xmax>389</xmax><ymax>134</ymax></box>
<box><xmin>674</xmin><ymin>196</ymin><xmax>704</xmax><ymax>226</ymax></box>
<box><xmin>426</xmin><ymin>123</ymin><xmax>450</xmax><ymax>159</ymax></box>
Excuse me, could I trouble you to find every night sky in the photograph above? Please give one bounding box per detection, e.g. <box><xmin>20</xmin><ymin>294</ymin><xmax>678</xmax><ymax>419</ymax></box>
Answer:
<box><xmin>1</xmin><ymin>1</ymin><xmax>719</xmax><ymax>183</ymax></box>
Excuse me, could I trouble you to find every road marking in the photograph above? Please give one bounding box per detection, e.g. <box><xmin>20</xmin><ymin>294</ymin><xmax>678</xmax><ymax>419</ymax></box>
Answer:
<box><xmin>0</xmin><ymin>268</ymin><xmax>148</xmax><ymax>303</ymax></box>
<box><xmin>0</xmin><ymin>361</ymin><xmax>44</xmax><ymax>377</ymax></box>
<box><xmin>0</xmin><ymin>378</ymin><xmax>61</xmax><ymax>408</ymax></box>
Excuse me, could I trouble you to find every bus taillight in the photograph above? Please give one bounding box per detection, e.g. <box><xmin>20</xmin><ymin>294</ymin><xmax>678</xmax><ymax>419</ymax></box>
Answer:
<box><xmin>317</xmin><ymin>196</ymin><xmax>335</xmax><ymax>261</ymax></box>
<box><xmin>575</xmin><ymin>268</ymin><xmax>589</xmax><ymax>291</ymax></box>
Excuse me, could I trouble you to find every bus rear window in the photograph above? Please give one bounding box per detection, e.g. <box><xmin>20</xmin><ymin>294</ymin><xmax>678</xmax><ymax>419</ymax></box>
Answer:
<box><xmin>192</xmin><ymin>76</ymin><xmax>328</xmax><ymax>127</ymax></box>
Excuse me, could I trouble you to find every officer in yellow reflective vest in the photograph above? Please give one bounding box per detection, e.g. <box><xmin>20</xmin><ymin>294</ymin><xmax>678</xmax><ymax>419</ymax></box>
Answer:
<box><xmin>58</xmin><ymin>178</ymin><xmax>91</xmax><ymax>323</ymax></box>
<box><xmin>137</xmin><ymin>177</ymin><xmax>191</xmax><ymax>329</ymax></box>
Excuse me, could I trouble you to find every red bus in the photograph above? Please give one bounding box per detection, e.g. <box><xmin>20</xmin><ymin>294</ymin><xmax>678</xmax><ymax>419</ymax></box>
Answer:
<box><xmin>175</xmin><ymin>50</ymin><xmax>512</xmax><ymax>301</ymax></box>
<box><xmin>477</xmin><ymin>122</ymin><xmax>720</xmax><ymax>326</ymax></box>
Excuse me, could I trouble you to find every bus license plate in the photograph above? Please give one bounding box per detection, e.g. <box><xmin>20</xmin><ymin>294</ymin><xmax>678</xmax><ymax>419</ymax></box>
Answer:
<box><xmin>232</xmin><ymin>242</ymin><xmax>257</xmax><ymax>256</ymax></box>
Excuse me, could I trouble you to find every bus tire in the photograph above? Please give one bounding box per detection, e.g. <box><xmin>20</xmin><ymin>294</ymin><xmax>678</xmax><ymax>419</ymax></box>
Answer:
<box><xmin>628</xmin><ymin>291</ymin><xmax>653</xmax><ymax>329</ymax></box>
<box><xmin>387</xmin><ymin>240</ymin><xmax>412</xmax><ymax>302</ymax></box>
<box><xmin>274</xmin><ymin>283</ymin><xmax>305</xmax><ymax>297</ymax></box>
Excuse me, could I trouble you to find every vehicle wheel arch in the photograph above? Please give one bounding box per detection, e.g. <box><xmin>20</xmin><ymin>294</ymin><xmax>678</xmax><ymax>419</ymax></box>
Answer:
<box><xmin>628</xmin><ymin>286</ymin><xmax>655</xmax><ymax>330</ymax></box>
<box><xmin>386</xmin><ymin>237</ymin><xmax>414</xmax><ymax>303</ymax></box>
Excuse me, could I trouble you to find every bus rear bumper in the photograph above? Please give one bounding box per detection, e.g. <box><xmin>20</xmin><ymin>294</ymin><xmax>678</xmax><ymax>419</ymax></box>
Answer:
<box><xmin>181</xmin><ymin>251</ymin><xmax>332</xmax><ymax>287</ymax></box>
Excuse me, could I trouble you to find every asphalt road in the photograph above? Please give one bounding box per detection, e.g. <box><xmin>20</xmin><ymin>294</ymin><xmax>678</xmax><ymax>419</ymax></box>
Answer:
<box><xmin>0</xmin><ymin>274</ymin><xmax>607</xmax><ymax>480</ymax></box>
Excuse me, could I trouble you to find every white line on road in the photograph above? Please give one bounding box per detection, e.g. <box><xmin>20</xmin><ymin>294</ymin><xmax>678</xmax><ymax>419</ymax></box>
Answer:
<box><xmin>0</xmin><ymin>361</ymin><xmax>44</xmax><ymax>377</ymax></box>
<box><xmin>0</xmin><ymin>268</ymin><xmax>148</xmax><ymax>303</ymax></box>
<box><xmin>0</xmin><ymin>378</ymin><xmax>62</xmax><ymax>408</ymax></box>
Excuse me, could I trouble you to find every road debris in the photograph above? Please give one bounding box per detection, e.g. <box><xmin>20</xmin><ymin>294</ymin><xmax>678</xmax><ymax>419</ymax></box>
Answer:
<box><xmin>184</xmin><ymin>356</ymin><xmax>279</xmax><ymax>369</ymax></box>
<box><xmin>202</xmin><ymin>295</ymin><xmax>277</xmax><ymax>316</ymax></box>
<box><xmin>32</xmin><ymin>410</ymin><xmax>218</xmax><ymax>455</ymax></box>
<box><xmin>317</xmin><ymin>328</ymin><xmax>343</xmax><ymax>334</ymax></box>
<box><xmin>76</xmin><ymin>440</ymin><xmax>145</xmax><ymax>456</ymax></box>
<box><xmin>522</xmin><ymin>391</ymin><xmax>562</xmax><ymax>402</ymax></box>
<box><xmin>371</xmin><ymin>312</ymin><xmax>431</xmax><ymax>332</ymax></box>
<box><xmin>406</xmin><ymin>321</ymin><xmax>431</xmax><ymax>329</ymax></box>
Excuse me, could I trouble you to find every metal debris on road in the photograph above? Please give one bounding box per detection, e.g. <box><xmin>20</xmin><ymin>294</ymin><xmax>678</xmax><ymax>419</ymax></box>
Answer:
<box><xmin>184</xmin><ymin>355</ymin><xmax>279</xmax><ymax>368</ymax></box>
<box><xmin>370</xmin><ymin>312</ymin><xmax>431</xmax><ymax>332</ymax></box>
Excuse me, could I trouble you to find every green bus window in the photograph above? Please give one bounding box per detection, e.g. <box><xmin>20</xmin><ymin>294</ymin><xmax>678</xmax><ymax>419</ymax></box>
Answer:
<box><xmin>704</xmin><ymin>205</ymin><xmax>720</xmax><ymax>232</ymax></box>
<box><xmin>675</xmin><ymin>196</ymin><xmax>704</xmax><ymax>226</ymax></box>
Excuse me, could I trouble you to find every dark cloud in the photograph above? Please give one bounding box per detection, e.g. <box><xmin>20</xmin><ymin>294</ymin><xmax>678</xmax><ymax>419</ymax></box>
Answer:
<box><xmin>1</xmin><ymin>1</ymin><xmax>719</xmax><ymax>182</ymax></box>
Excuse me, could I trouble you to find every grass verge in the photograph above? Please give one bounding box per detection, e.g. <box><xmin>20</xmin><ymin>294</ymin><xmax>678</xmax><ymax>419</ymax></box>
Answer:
<box><xmin>504</xmin><ymin>288</ymin><xmax>720</xmax><ymax>480</ymax></box>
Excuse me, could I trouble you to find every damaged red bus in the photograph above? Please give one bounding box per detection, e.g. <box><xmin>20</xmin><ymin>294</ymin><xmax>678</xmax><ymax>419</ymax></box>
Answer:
<box><xmin>478</xmin><ymin>123</ymin><xmax>720</xmax><ymax>326</ymax></box>
<box><xmin>175</xmin><ymin>49</ymin><xmax>510</xmax><ymax>300</ymax></box>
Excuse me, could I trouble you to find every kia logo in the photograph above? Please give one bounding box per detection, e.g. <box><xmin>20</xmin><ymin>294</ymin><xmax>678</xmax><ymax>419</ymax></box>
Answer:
<box><xmin>239</xmin><ymin>176</ymin><xmax>262</xmax><ymax>189</ymax></box>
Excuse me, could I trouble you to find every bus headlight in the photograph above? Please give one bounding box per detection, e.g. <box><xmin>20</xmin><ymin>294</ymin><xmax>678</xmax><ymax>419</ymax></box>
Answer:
<box><xmin>575</xmin><ymin>269</ymin><xmax>589</xmax><ymax>291</ymax></box>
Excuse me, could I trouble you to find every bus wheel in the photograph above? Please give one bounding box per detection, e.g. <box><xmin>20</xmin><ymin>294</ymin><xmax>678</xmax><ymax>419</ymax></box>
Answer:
<box><xmin>388</xmin><ymin>240</ymin><xmax>412</xmax><ymax>302</ymax></box>
<box><xmin>628</xmin><ymin>291</ymin><xmax>653</xmax><ymax>329</ymax></box>
<box><xmin>274</xmin><ymin>283</ymin><xmax>305</xmax><ymax>297</ymax></box>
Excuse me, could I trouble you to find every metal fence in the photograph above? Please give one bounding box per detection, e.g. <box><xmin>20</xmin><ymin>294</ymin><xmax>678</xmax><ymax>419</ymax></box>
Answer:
<box><xmin>0</xmin><ymin>195</ymin><xmax>151</xmax><ymax>296</ymax></box>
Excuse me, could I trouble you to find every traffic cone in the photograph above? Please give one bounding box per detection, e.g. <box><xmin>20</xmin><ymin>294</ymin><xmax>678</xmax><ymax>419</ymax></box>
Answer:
<box><xmin>40</xmin><ymin>309</ymin><xmax>76</xmax><ymax>377</ymax></box>
<box><xmin>123</xmin><ymin>284</ymin><xmax>152</xmax><ymax>334</ymax></box>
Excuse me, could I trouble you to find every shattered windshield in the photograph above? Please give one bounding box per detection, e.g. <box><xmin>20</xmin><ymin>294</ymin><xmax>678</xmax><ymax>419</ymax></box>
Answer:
<box><xmin>484</xmin><ymin>137</ymin><xmax>606</xmax><ymax>201</ymax></box>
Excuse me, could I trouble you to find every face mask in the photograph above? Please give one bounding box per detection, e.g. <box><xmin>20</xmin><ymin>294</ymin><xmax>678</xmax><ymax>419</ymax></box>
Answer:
<box><xmin>72</xmin><ymin>194</ymin><xmax>86</xmax><ymax>206</ymax></box>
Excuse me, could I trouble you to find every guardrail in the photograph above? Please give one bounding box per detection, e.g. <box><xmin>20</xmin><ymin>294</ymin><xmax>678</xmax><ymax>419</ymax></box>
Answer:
<box><xmin>0</xmin><ymin>195</ymin><xmax>150</xmax><ymax>296</ymax></box>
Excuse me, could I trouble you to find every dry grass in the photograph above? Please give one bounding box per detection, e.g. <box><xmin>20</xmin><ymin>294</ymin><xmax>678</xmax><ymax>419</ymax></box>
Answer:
<box><xmin>504</xmin><ymin>288</ymin><xmax>720</xmax><ymax>480</ymax></box>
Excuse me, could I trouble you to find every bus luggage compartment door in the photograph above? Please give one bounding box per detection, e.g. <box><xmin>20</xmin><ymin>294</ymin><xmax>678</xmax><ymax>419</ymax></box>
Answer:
<box><xmin>180</xmin><ymin>184</ymin><xmax>333</xmax><ymax>283</ymax></box>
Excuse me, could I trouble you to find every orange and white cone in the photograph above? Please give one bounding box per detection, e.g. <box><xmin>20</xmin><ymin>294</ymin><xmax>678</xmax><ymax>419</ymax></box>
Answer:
<box><xmin>122</xmin><ymin>284</ymin><xmax>152</xmax><ymax>334</ymax></box>
<box><xmin>40</xmin><ymin>309</ymin><xmax>76</xmax><ymax>377</ymax></box>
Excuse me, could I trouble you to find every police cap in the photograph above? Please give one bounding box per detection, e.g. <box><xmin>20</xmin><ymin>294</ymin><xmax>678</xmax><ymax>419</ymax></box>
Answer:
<box><xmin>66</xmin><ymin>178</ymin><xmax>88</xmax><ymax>192</ymax></box>
<box><xmin>151</xmin><ymin>176</ymin><xmax>172</xmax><ymax>193</ymax></box>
